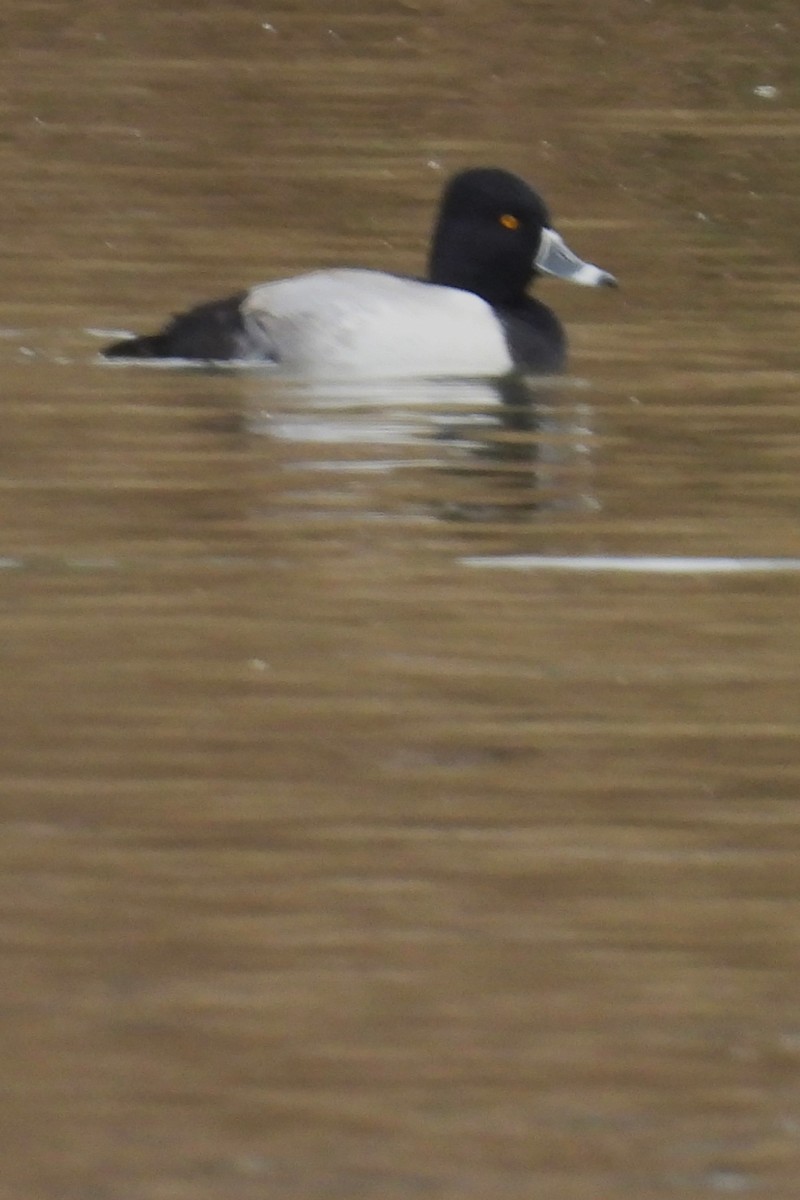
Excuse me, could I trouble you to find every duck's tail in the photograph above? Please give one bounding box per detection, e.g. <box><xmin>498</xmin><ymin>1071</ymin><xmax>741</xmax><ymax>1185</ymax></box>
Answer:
<box><xmin>103</xmin><ymin>333</ymin><xmax>168</xmax><ymax>358</ymax></box>
<box><xmin>101</xmin><ymin>291</ymin><xmax>249</xmax><ymax>361</ymax></box>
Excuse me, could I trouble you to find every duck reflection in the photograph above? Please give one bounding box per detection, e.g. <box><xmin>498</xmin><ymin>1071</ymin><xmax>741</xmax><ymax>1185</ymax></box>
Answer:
<box><xmin>243</xmin><ymin>372</ymin><xmax>598</xmax><ymax>523</ymax></box>
<box><xmin>428</xmin><ymin>375</ymin><xmax>597</xmax><ymax>522</ymax></box>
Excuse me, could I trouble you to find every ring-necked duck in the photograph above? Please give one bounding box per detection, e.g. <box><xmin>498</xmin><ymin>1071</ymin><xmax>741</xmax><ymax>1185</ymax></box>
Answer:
<box><xmin>103</xmin><ymin>167</ymin><xmax>616</xmax><ymax>376</ymax></box>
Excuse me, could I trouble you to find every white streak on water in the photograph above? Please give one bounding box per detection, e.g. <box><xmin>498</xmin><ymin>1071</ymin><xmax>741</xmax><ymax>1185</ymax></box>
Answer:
<box><xmin>461</xmin><ymin>555</ymin><xmax>800</xmax><ymax>574</ymax></box>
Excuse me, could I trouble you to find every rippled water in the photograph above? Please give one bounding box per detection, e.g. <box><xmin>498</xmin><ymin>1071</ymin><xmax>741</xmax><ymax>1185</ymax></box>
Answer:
<box><xmin>3</xmin><ymin>2</ymin><xmax>800</xmax><ymax>1197</ymax></box>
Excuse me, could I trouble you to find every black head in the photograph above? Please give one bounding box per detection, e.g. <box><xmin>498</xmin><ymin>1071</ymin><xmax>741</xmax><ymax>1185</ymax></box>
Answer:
<box><xmin>427</xmin><ymin>168</ymin><xmax>551</xmax><ymax>307</ymax></box>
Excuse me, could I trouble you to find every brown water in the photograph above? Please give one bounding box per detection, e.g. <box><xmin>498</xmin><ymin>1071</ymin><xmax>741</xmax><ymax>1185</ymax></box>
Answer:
<box><xmin>3</xmin><ymin>2</ymin><xmax>800</xmax><ymax>1197</ymax></box>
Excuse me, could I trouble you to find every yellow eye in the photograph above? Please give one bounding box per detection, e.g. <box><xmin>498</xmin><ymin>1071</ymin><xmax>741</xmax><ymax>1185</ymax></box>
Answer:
<box><xmin>499</xmin><ymin>213</ymin><xmax>520</xmax><ymax>230</ymax></box>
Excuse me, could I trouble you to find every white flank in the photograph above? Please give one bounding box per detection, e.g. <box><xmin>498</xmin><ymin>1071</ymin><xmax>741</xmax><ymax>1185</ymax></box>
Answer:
<box><xmin>242</xmin><ymin>268</ymin><xmax>514</xmax><ymax>378</ymax></box>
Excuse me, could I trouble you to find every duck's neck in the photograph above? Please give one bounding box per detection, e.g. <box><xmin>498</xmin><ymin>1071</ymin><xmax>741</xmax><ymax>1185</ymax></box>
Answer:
<box><xmin>427</xmin><ymin>220</ymin><xmax>534</xmax><ymax>308</ymax></box>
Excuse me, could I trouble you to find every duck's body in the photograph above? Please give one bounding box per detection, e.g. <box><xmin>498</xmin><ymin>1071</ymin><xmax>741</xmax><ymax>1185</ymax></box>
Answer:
<box><xmin>103</xmin><ymin>168</ymin><xmax>615</xmax><ymax>376</ymax></box>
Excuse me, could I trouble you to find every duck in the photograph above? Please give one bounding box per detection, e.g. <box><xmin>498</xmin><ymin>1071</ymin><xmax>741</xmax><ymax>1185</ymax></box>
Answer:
<box><xmin>102</xmin><ymin>167</ymin><xmax>616</xmax><ymax>377</ymax></box>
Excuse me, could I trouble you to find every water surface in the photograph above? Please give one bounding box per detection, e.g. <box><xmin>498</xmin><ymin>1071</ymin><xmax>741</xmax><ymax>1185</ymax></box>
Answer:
<box><xmin>3</xmin><ymin>2</ymin><xmax>800</xmax><ymax>1197</ymax></box>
